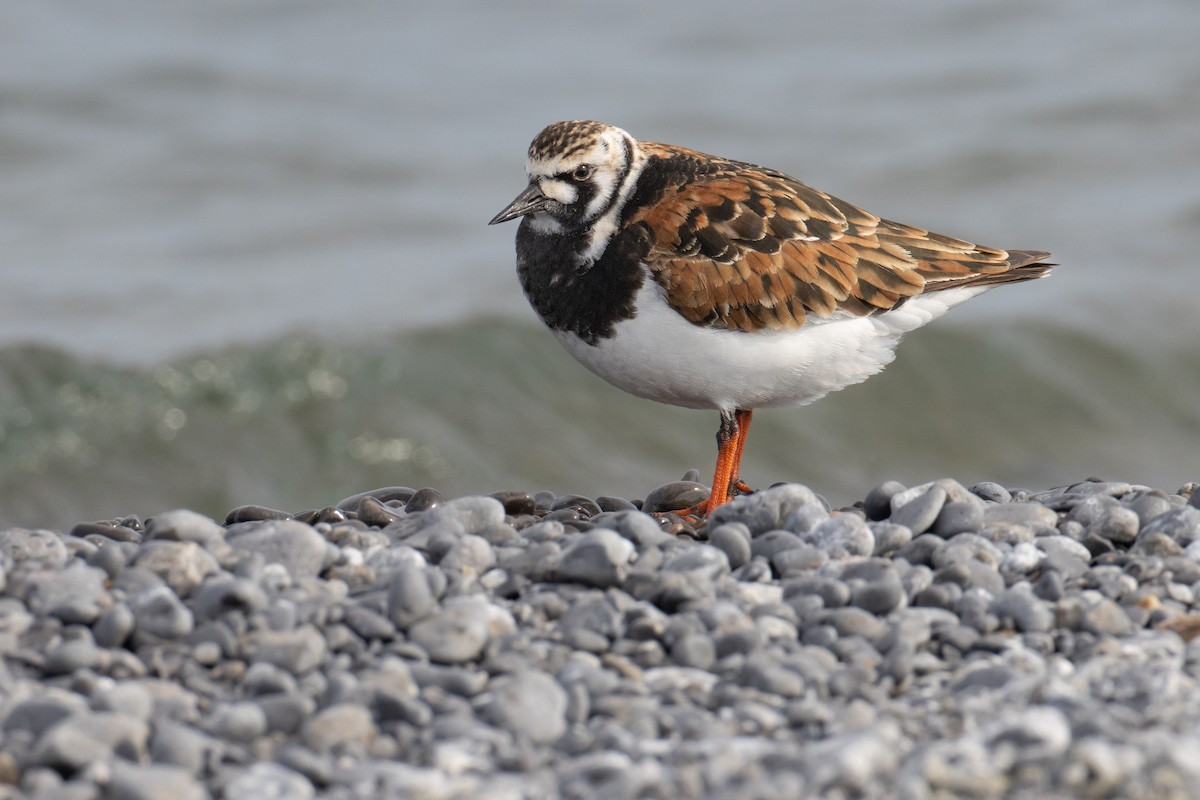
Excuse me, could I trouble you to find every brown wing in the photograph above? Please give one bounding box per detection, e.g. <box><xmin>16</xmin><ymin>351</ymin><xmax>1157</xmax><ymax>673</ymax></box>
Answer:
<box><xmin>628</xmin><ymin>142</ymin><xmax>1052</xmax><ymax>332</ymax></box>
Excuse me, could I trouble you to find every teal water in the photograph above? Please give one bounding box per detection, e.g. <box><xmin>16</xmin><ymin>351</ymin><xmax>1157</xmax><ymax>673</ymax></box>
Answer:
<box><xmin>2</xmin><ymin>319</ymin><xmax>1195</xmax><ymax>531</ymax></box>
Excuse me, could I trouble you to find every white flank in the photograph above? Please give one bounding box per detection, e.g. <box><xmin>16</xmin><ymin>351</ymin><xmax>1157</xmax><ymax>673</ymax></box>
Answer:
<box><xmin>555</xmin><ymin>278</ymin><xmax>993</xmax><ymax>413</ymax></box>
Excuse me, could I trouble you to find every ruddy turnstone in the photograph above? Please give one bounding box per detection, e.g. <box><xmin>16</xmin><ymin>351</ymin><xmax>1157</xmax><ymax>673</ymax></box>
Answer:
<box><xmin>490</xmin><ymin>120</ymin><xmax>1051</xmax><ymax>516</ymax></box>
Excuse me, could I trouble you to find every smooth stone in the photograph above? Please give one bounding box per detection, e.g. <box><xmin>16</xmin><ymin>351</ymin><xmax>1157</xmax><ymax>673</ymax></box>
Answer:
<box><xmin>551</xmin><ymin>494</ymin><xmax>603</xmax><ymax>517</ymax></box>
<box><xmin>891</xmin><ymin>479</ymin><xmax>983</xmax><ymax>512</ymax></box>
<box><xmin>1079</xmin><ymin>596</ymin><xmax>1137</xmax><ymax>636</ymax></box>
<box><xmin>148</xmin><ymin>719</ymin><xmax>220</xmax><ymax>773</ymax></box>
<box><xmin>870</xmin><ymin>522</ymin><xmax>913</xmax><ymax>556</ymax></box>
<box><xmin>863</xmin><ymin>481</ymin><xmax>906</xmax><ymax>521</ymax></box>
<box><xmin>708</xmin><ymin>523</ymin><xmax>753</xmax><ymax>569</ymax></box>
<box><xmin>670</xmin><ymin>633</ymin><xmax>716</xmax><ymax>669</ymax></box>
<box><xmin>751</xmin><ymin>530</ymin><xmax>805</xmax><ymax>560</ymax></box>
<box><xmin>356</xmin><ymin>496</ymin><xmax>405</xmax><ymax>527</ymax></box>
<box><xmin>72</xmin><ymin>521</ymin><xmax>141</xmax><ymax>542</ymax></box>
<box><xmin>0</xmin><ymin>529</ymin><xmax>68</xmax><ymax>572</ymax></box>
<box><xmin>227</xmin><ymin>520</ymin><xmax>329</xmax><ymax>578</ymax></box>
<box><xmin>128</xmin><ymin>585</ymin><xmax>194</xmax><ymax>639</ymax></box>
<box><xmin>250</xmin><ymin>625</ymin><xmax>327</xmax><ymax>674</ymax></box>
<box><xmin>596</xmin><ymin>496</ymin><xmax>638</xmax><ymax>512</ymax></box>
<box><xmin>27</xmin><ymin>559</ymin><xmax>109</xmax><ymax>624</ymax></box>
<box><xmin>44</xmin><ymin>637</ymin><xmax>105</xmax><ymax>675</ymax></box>
<box><xmin>2</xmin><ymin>692</ymin><xmax>87</xmax><ymax>736</ymax></box>
<box><xmin>983</xmin><ymin>502</ymin><xmax>1059</xmax><ymax>530</ymax></box>
<box><xmin>251</xmin><ymin>692</ymin><xmax>315</xmax><ymax>736</ymax></box>
<box><xmin>408</xmin><ymin>606</ymin><xmax>490</xmax><ymax>664</ymax></box>
<box><xmin>405</xmin><ymin>487</ymin><xmax>445</xmax><ymax>512</ymax></box>
<box><xmin>387</xmin><ymin>563</ymin><xmax>438</xmax><ymax>629</ymax></box>
<box><xmin>336</xmin><ymin>486</ymin><xmax>415</xmax><ymax>512</ymax></box>
<box><xmin>970</xmin><ymin>482</ymin><xmax>1012</xmax><ymax>503</ymax></box>
<box><xmin>88</xmin><ymin>541</ymin><xmax>129</xmax><ymax>578</ymax></box>
<box><xmin>144</xmin><ymin>509</ymin><xmax>225</xmax><ymax>548</ymax></box>
<box><xmin>301</xmin><ymin>703</ymin><xmax>376</xmax><ymax>754</ymax></box>
<box><xmin>641</xmin><ymin>481</ymin><xmax>709</xmax><ymax>513</ymax></box>
<box><xmin>931</xmin><ymin>501</ymin><xmax>984</xmax><ymax>538</ymax></box>
<box><xmin>661</xmin><ymin>546</ymin><xmax>730</xmax><ymax>581</ymax></box>
<box><xmin>94</xmin><ymin>603</ymin><xmax>136</xmax><ymax>648</ymax></box>
<box><xmin>424</xmin><ymin>495</ymin><xmax>506</xmax><ymax>536</ymax></box>
<box><xmin>481</xmin><ymin>669</ymin><xmax>568</xmax><ymax>744</ymax></box>
<box><xmin>784</xmin><ymin>576</ymin><xmax>851</xmax><ymax>608</ymax></box>
<box><xmin>1001</xmin><ymin>541</ymin><xmax>1044</xmax><ymax>575</ymax></box>
<box><xmin>33</xmin><ymin>712</ymin><xmax>149</xmax><ymax>771</ymax></box>
<box><xmin>740</xmin><ymin>655</ymin><xmax>805</xmax><ymax>697</ymax></box>
<box><xmin>191</xmin><ymin>575</ymin><xmax>267</xmax><ymax>620</ymax></box>
<box><xmin>890</xmin><ymin>486</ymin><xmax>947</xmax><ymax>535</ymax></box>
<box><xmin>438</xmin><ymin>534</ymin><xmax>496</xmax><ymax>576</ymax></box>
<box><xmin>850</xmin><ymin>578</ymin><xmax>905</xmax><ymax>615</ymax></box>
<box><xmin>224</xmin><ymin>505</ymin><xmax>292</xmax><ymax>524</ymax></box>
<box><xmin>224</xmin><ymin>762</ymin><xmax>313</xmax><ymax>800</ymax></box>
<box><xmin>708</xmin><ymin>483</ymin><xmax>825</xmax><ymax>536</ymax></box>
<box><xmin>134</xmin><ymin>541</ymin><xmax>219</xmax><ymax>596</ymax></box>
<box><xmin>557</xmin><ymin>529</ymin><xmax>634</xmax><ymax>588</ymax></box>
<box><xmin>343</xmin><ymin>605</ymin><xmax>396</xmax><ymax>640</ymax></box>
<box><xmin>107</xmin><ymin>764</ymin><xmax>207</xmax><ymax>800</ymax></box>
<box><xmin>1135</xmin><ymin>507</ymin><xmax>1200</xmax><ymax>549</ymax></box>
<box><xmin>802</xmin><ymin>515</ymin><xmax>875</xmax><ymax>558</ymax></box>
<box><xmin>206</xmin><ymin>702</ymin><xmax>267</xmax><ymax>743</ymax></box>
<box><xmin>489</xmin><ymin>490</ymin><xmax>537</xmax><ymax>516</ymax></box>
<box><xmin>991</xmin><ymin>584</ymin><xmax>1054</xmax><ymax>632</ymax></box>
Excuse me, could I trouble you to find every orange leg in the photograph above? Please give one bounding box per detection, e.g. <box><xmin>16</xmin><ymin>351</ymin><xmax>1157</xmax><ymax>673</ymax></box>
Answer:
<box><xmin>728</xmin><ymin>409</ymin><xmax>753</xmax><ymax>496</ymax></box>
<box><xmin>703</xmin><ymin>408</ymin><xmax>754</xmax><ymax>516</ymax></box>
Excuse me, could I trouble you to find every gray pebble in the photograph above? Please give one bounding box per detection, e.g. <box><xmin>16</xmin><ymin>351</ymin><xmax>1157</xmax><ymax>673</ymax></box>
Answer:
<box><xmin>191</xmin><ymin>575</ymin><xmax>267</xmax><ymax>620</ymax></box>
<box><xmin>387</xmin><ymin>564</ymin><xmax>438</xmax><ymax>630</ymax></box>
<box><xmin>641</xmin><ymin>481</ymin><xmax>709</xmax><ymax>513</ymax></box>
<box><xmin>107</xmin><ymin>764</ymin><xmax>208</xmax><ymax>800</ymax></box>
<box><xmin>227</xmin><ymin>520</ymin><xmax>329</xmax><ymax>578</ymax></box>
<box><xmin>1135</xmin><ymin>507</ymin><xmax>1200</xmax><ymax>549</ymax></box>
<box><xmin>3</xmin><ymin>692</ymin><xmax>87</xmax><ymax>737</ymax></box>
<box><xmin>250</xmin><ymin>625</ymin><xmax>327</xmax><ymax>674</ymax></box>
<box><xmin>93</xmin><ymin>602</ymin><xmax>136</xmax><ymax>648</ymax></box>
<box><xmin>0</xmin><ymin>528</ymin><xmax>68</xmax><ymax>572</ymax></box>
<box><xmin>863</xmin><ymin>480</ymin><xmax>906</xmax><ymax>521</ymax></box>
<box><xmin>970</xmin><ymin>481</ymin><xmax>1012</xmax><ymax>503</ymax></box>
<box><xmin>670</xmin><ymin>633</ymin><xmax>716</xmax><ymax>669</ymax></box>
<box><xmin>802</xmin><ymin>514</ymin><xmax>875</xmax><ymax>558</ymax></box>
<box><xmin>931</xmin><ymin>501</ymin><xmax>984</xmax><ymax>538</ymax></box>
<box><xmin>408</xmin><ymin>605</ymin><xmax>490</xmax><ymax>664</ymax></box>
<box><xmin>128</xmin><ymin>585</ymin><xmax>194</xmax><ymax>639</ymax></box>
<box><xmin>224</xmin><ymin>762</ymin><xmax>314</xmax><ymax>800</ymax></box>
<box><xmin>253</xmin><ymin>693</ymin><xmax>316</xmax><ymax>735</ymax></box>
<box><xmin>44</xmin><ymin>637</ymin><xmax>105</xmax><ymax>675</ymax></box>
<box><xmin>33</xmin><ymin>712</ymin><xmax>149</xmax><ymax>772</ymax></box>
<box><xmin>983</xmin><ymin>502</ymin><xmax>1059</xmax><ymax>531</ymax></box>
<box><xmin>134</xmin><ymin>541</ymin><xmax>219</xmax><ymax>596</ymax></box>
<box><xmin>206</xmin><ymin>702</ymin><xmax>267</xmax><ymax>743</ymax></box>
<box><xmin>708</xmin><ymin>523</ymin><xmax>752</xmax><ymax>569</ymax></box>
<box><xmin>482</xmin><ymin>669</ymin><xmax>568</xmax><ymax>744</ymax></box>
<box><xmin>148</xmin><ymin>719</ymin><xmax>220</xmax><ymax>774</ymax></box>
<box><xmin>556</xmin><ymin>529</ymin><xmax>633</xmax><ymax>588</ymax></box>
<box><xmin>404</xmin><ymin>487</ymin><xmax>445</xmax><ymax>512</ymax></box>
<box><xmin>661</xmin><ymin>545</ymin><xmax>730</xmax><ymax>581</ymax></box>
<box><xmin>870</xmin><ymin>522</ymin><xmax>912</xmax><ymax>556</ymax></box>
<box><xmin>708</xmin><ymin>483</ymin><xmax>824</xmax><ymax>535</ymax></box>
<box><xmin>144</xmin><ymin>509</ymin><xmax>225</xmax><ymax>548</ymax></box>
<box><xmin>991</xmin><ymin>583</ymin><xmax>1053</xmax><ymax>632</ymax></box>
<box><xmin>28</xmin><ymin>560</ymin><xmax>109</xmax><ymax>624</ymax></box>
<box><xmin>301</xmin><ymin>703</ymin><xmax>376</xmax><ymax>754</ymax></box>
<box><xmin>891</xmin><ymin>485</ymin><xmax>947</xmax><ymax>535</ymax></box>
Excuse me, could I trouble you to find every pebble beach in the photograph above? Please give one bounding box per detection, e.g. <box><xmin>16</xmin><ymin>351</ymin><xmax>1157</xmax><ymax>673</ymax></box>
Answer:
<box><xmin>3</xmin><ymin>476</ymin><xmax>1200</xmax><ymax>799</ymax></box>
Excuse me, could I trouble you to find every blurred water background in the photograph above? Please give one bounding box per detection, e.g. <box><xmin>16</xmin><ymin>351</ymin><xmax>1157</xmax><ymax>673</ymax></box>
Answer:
<box><xmin>2</xmin><ymin>0</ymin><xmax>1197</xmax><ymax>529</ymax></box>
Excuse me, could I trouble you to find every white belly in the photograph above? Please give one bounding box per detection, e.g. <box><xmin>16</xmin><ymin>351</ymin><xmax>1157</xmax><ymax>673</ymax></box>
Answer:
<box><xmin>553</xmin><ymin>278</ymin><xmax>989</xmax><ymax>413</ymax></box>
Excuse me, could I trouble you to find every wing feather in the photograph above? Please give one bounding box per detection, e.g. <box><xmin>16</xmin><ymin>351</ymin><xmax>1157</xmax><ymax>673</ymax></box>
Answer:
<box><xmin>627</xmin><ymin>143</ymin><xmax>1052</xmax><ymax>332</ymax></box>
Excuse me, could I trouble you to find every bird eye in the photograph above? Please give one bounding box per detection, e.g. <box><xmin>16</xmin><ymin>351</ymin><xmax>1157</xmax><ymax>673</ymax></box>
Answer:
<box><xmin>572</xmin><ymin>164</ymin><xmax>592</xmax><ymax>181</ymax></box>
